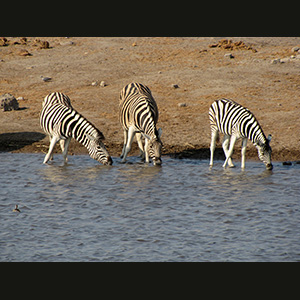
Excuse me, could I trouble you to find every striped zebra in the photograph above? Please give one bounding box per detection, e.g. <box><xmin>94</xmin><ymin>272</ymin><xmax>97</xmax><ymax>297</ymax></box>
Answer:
<box><xmin>42</xmin><ymin>92</ymin><xmax>72</xmax><ymax>161</ymax></box>
<box><xmin>40</xmin><ymin>92</ymin><xmax>112</xmax><ymax>165</ymax></box>
<box><xmin>119</xmin><ymin>82</ymin><xmax>162</xmax><ymax>165</ymax></box>
<box><xmin>209</xmin><ymin>98</ymin><xmax>273</xmax><ymax>170</ymax></box>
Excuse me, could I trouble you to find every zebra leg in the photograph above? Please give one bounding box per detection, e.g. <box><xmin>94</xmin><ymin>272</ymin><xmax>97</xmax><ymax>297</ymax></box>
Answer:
<box><xmin>121</xmin><ymin>126</ymin><xmax>135</xmax><ymax>163</ymax></box>
<box><xmin>44</xmin><ymin>135</ymin><xmax>60</xmax><ymax>164</ymax></box>
<box><xmin>223</xmin><ymin>135</ymin><xmax>237</xmax><ymax>168</ymax></box>
<box><xmin>144</xmin><ymin>138</ymin><xmax>150</xmax><ymax>163</ymax></box>
<box><xmin>120</xmin><ymin>130</ymin><xmax>128</xmax><ymax>159</ymax></box>
<box><xmin>241</xmin><ymin>138</ymin><xmax>247</xmax><ymax>169</ymax></box>
<box><xmin>209</xmin><ymin>130</ymin><xmax>218</xmax><ymax>167</ymax></box>
<box><xmin>62</xmin><ymin>138</ymin><xmax>71</xmax><ymax>163</ymax></box>
<box><xmin>136</xmin><ymin>132</ymin><xmax>145</xmax><ymax>161</ymax></box>
<box><xmin>222</xmin><ymin>135</ymin><xmax>235</xmax><ymax>168</ymax></box>
<box><xmin>48</xmin><ymin>134</ymin><xmax>54</xmax><ymax>161</ymax></box>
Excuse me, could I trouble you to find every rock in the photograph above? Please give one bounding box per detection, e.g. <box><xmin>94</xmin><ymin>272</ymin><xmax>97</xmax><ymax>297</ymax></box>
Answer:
<box><xmin>19</xmin><ymin>49</ymin><xmax>31</xmax><ymax>56</ymax></box>
<box><xmin>39</xmin><ymin>40</ymin><xmax>50</xmax><ymax>49</ymax></box>
<box><xmin>280</xmin><ymin>57</ymin><xmax>290</xmax><ymax>63</ymax></box>
<box><xmin>0</xmin><ymin>93</ymin><xmax>19</xmax><ymax>111</ymax></box>
<box><xmin>0</xmin><ymin>37</ymin><xmax>8</xmax><ymax>47</ymax></box>
<box><xmin>224</xmin><ymin>53</ymin><xmax>234</xmax><ymax>59</ymax></box>
<box><xmin>100</xmin><ymin>81</ymin><xmax>107</xmax><ymax>87</ymax></box>
<box><xmin>178</xmin><ymin>103</ymin><xmax>187</xmax><ymax>107</ymax></box>
<box><xmin>172</xmin><ymin>84</ymin><xmax>179</xmax><ymax>89</ymax></box>
<box><xmin>291</xmin><ymin>46</ymin><xmax>300</xmax><ymax>52</ymax></box>
<box><xmin>41</xmin><ymin>76</ymin><xmax>52</xmax><ymax>82</ymax></box>
<box><xmin>132</xmin><ymin>42</ymin><xmax>137</xmax><ymax>47</ymax></box>
<box><xmin>91</xmin><ymin>81</ymin><xmax>98</xmax><ymax>86</ymax></box>
<box><xmin>282</xmin><ymin>161</ymin><xmax>292</xmax><ymax>166</ymax></box>
<box><xmin>16</xmin><ymin>97</ymin><xmax>24</xmax><ymax>101</ymax></box>
<box><xmin>60</xmin><ymin>41</ymin><xmax>74</xmax><ymax>46</ymax></box>
<box><xmin>20</xmin><ymin>37</ymin><xmax>27</xmax><ymax>45</ymax></box>
<box><xmin>271</xmin><ymin>58</ymin><xmax>281</xmax><ymax>64</ymax></box>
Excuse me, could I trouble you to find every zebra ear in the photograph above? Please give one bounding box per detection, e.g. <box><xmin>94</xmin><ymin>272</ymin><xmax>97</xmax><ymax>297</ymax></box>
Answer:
<box><xmin>267</xmin><ymin>134</ymin><xmax>272</xmax><ymax>143</ymax></box>
<box><xmin>158</xmin><ymin>127</ymin><xmax>162</xmax><ymax>138</ymax></box>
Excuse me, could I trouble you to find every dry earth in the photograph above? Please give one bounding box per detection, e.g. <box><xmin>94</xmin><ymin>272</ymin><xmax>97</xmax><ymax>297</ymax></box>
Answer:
<box><xmin>0</xmin><ymin>37</ymin><xmax>300</xmax><ymax>163</ymax></box>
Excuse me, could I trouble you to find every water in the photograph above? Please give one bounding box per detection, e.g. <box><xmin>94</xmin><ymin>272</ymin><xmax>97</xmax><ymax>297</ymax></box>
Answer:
<box><xmin>0</xmin><ymin>152</ymin><xmax>299</xmax><ymax>261</ymax></box>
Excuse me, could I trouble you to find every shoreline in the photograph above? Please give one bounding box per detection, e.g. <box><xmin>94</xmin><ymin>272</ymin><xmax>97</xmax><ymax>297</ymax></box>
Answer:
<box><xmin>0</xmin><ymin>132</ymin><xmax>299</xmax><ymax>162</ymax></box>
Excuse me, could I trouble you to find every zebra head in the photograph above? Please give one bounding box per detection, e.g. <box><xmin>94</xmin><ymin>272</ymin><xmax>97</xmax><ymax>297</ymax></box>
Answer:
<box><xmin>86</xmin><ymin>133</ymin><xmax>113</xmax><ymax>165</ymax></box>
<box><xmin>145</xmin><ymin>128</ymin><xmax>163</xmax><ymax>166</ymax></box>
<box><xmin>255</xmin><ymin>134</ymin><xmax>273</xmax><ymax>170</ymax></box>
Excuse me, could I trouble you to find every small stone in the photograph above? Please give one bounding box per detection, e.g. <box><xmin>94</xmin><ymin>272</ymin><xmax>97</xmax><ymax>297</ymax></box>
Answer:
<box><xmin>132</xmin><ymin>42</ymin><xmax>137</xmax><ymax>47</ymax></box>
<box><xmin>17</xmin><ymin>97</ymin><xmax>24</xmax><ymax>101</ymax></box>
<box><xmin>224</xmin><ymin>53</ymin><xmax>234</xmax><ymax>59</ymax></box>
<box><xmin>91</xmin><ymin>81</ymin><xmax>98</xmax><ymax>86</ymax></box>
<box><xmin>19</xmin><ymin>49</ymin><xmax>31</xmax><ymax>56</ymax></box>
<box><xmin>100</xmin><ymin>81</ymin><xmax>107</xmax><ymax>87</ymax></box>
<box><xmin>172</xmin><ymin>84</ymin><xmax>179</xmax><ymax>89</ymax></box>
<box><xmin>60</xmin><ymin>41</ymin><xmax>74</xmax><ymax>46</ymax></box>
<box><xmin>41</xmin><ymin>76</ymin><xmax>52</xmax><ymax>82</ymax></box>
<box><xmin>280</xmin><ymin>57</ymin><xmax>290</xmax><ymax>63</ymax></box>
<box><xmin>39</xmin><ymin>40</ymin><xmax>50</xmax><ymax>49</ymax></box>
<box><xmin>291</xmin><ymin>46</ymin><xmax>300</xmax><ymax>52</ymax></box>
<box><xmin>178</xmin><ymin>103</ymin><xmax>187</xmax><ymax>107</ymax></box>
<box><xmin>283</xmin><ymin>161</ymin><xmax>292</xmax><ymax>166</ymax></box>
<box><xmin>271</xmin><ymin>58</ymin><xmax>281</xmax><ymax>64</ymax></box>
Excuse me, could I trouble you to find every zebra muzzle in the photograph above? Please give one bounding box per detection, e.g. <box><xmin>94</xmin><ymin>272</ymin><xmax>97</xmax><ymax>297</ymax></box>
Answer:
<box><xmin>106</xmin><ymin>156</ymin><xmax>113</xmax><ymax>165</ymax></box>
<box><xmin>266</xmin><ymin>163</ymin><xmax>273</xmax><ymax>170</ymax></box>
<box><xmin>153</xmin><ymin>157</ymin><xmax>162</xmax><ymax>166</ymax></box>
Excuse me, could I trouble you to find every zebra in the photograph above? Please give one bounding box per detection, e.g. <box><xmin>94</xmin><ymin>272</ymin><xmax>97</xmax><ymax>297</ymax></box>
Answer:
<box><xmin>40</xmin><ymin>93</ymin><xmax>112</xmax><ymax>165</ymax></box>
<box><xmin>209</xmin><ymin>98</ymin><xmax>273</xmax><ymax>170</ymax></box>
<box><xmin>119</xmin><ymin>82</ymin><xmax>162</xmax><ymax>165</ymax></box>
<box><xmin>41</xmin><ymin>92</ymin><xmax>73</xmax><ymax>161</ymax></box>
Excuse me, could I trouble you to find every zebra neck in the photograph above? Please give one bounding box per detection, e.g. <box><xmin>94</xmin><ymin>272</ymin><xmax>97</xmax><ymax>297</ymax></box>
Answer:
<box><xmin>70</xmin><ymin>114</ymin><xmax>99</xmax><ymax>149</ymax></box>
<box><xmin>251</xmin><ymin>129</ymin><xmax>266</xmax><ymax>146</ymax></box>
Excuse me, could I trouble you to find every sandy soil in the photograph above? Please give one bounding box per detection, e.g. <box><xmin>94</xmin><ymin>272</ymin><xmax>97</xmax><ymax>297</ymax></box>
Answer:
<box><xmin>0</xmin><ymin>37</ymin><xmax>300</xmax><ymax>162</ymax></box>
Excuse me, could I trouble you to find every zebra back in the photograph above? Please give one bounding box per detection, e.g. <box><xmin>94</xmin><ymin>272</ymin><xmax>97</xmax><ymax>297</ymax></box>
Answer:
<box><xmin>209</xmin><ymin>98</ymin><xmax>267</xmax><ymax>145</ymax></box>
<box><xmin>119</xmin><ymin>82</ymin><xmax>159</xmax><ymax>135</ymax></box>
<box><xmin>42</xmin><ymin>92</ymin><xmax>72</xmax><ymax>108</ymax></box>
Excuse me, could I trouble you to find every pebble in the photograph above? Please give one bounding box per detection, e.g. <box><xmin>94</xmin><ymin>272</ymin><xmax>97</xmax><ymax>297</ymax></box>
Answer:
<box><xmin>271</xmin><ymin>58</ymin><xmax>282</xmax><ymax>64</ymax></box>
<box><xmin>17</xmin><ymin>97</ymin><xmax>24</xmax><ymax>101</ymax></box>
<box><xmin>91</xmin><ymin>81</ymin><xmax>98</xmax><ymax>86</ymax></box>
<box><xmin>291</xmin><ymin>46</ymin><xmax>300</xmax><ymax>52</ymax></box>
<box><xmin>178</xmin><ymin>103</ymin><xmax>187</xmax><ymax>107</ymax></box>
<box><xmin>100</xmin><ymin>81</ymin><xmax>107</xmax><ymax>87</ymax></box>
<box><xmin>60</xmin><ymin>41</ymin><xmax>74</xmax><ymax>46</ymax></box>
<box><xmin>41</xmin><ymin>76</ymin><xmax>52</xmax><ymax>82</ymax></box>
<box><xmin>224</xmin><ymin>53</ymin><xmax>234</xmax><ymax>59</ymax></box>
<box><xmin>19</xmin><ymin>49</ymin><xmax>31</xmax><ymax>56</ymax></box>
<box><xmin>172</xmin><ymin>84</ymin><xmax>179</xmax><ymax>89</ymax></box>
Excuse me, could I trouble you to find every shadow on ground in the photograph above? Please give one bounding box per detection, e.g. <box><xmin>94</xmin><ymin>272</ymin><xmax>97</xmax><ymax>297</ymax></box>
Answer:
<box><xmin>0</xmin><ymin>132</ymin><xmax>46</xmax><ymax>152</ymax></box>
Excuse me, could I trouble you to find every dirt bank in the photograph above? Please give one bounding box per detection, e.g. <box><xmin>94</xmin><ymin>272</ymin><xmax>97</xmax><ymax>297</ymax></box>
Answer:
<box><xmin>1</xmin><ymin>37</ymin><xmax>300</xmax><ymax>162</ymax></box>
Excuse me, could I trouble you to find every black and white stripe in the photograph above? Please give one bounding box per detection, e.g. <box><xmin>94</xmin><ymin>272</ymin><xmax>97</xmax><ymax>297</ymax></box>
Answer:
<box><xmin>40</xmin><ymin>93</ymin><xmax>112</xmax><ymax>165</ymax></box>
<box><xmin>209</xmin><ymin>98</ymin><xmax>272</xmax><ymax>169</ymax></box>
<box><xmin>42</xmin><ymin>91</ymin><xmax>72</xmax><ymax>108</ymax></box>
<box><xmin>119</xmin><ymin>82</ymin><xmax>162</xmax><ymax>165</ymax></box>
